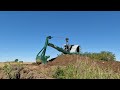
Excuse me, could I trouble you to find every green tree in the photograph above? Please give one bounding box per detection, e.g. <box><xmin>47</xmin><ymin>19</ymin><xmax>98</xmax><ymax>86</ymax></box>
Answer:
<box><xmin>15</xmin><ymin>59</ymin><xmax>19</xmax><ymax>62</ymax></box>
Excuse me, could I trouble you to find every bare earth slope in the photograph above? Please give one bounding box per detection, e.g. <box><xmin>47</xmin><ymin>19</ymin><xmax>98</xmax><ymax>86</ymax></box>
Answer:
<box><xmin>0</xmin><ymin>54</ymin><xmax>120</xmax><ymax>79</ymax></box>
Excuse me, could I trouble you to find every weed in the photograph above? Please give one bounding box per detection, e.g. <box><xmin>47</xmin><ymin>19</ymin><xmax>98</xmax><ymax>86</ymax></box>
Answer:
<box><xmin>3</xmin><ymin>62</ymin><xmax>23</xmax><ymax>79</ymax></box>
<box><xmin>53</xmin><ymin>60</ymin><xmax>120</xmax><ymax>79</ymax></box>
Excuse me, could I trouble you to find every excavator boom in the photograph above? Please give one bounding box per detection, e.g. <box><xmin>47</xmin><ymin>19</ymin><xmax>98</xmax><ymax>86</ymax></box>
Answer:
<box><xmin>48</xmin><ymin>43</ymin><xmax>70</xmax><ymax>54</ymax></box>
<box><xmin>36</xmin><ymin>36</ymin><xmax>80</xmax><ymax>64</ymax></box>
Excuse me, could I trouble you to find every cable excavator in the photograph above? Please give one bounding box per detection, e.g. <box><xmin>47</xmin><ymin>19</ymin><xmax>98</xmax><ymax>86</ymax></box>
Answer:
<box><xmin>36</xmin><ymin>36</ymin><xmax>80</xmax><ymax>64</ymax></box>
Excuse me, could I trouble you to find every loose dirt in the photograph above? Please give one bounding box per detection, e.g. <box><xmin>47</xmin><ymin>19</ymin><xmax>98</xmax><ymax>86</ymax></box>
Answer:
<box><xmin>0</xmin><ymin>54</ymin><xmax>120</xmax><ymax>79</ymax></box>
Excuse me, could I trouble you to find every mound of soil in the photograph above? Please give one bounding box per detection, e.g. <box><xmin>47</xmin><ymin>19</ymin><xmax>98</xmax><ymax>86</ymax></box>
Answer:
<box><xmin>0</xmin><ymin>54</ymin><xmax>120</xmax><ymax>79</ymax></box>
<box><xmin>95</xmin><ymin>60</ymin><xmax>120</xmax><ymax>72</ymax></box>
<box><xmin>47</xmin><ymin>54</ymin><xmax>120</xmax><ymax>72</ymax></box>
<box><xmin>47</xmin><ymin>54</ymin><xmax>90</xmax><ymax>66</ymax></box>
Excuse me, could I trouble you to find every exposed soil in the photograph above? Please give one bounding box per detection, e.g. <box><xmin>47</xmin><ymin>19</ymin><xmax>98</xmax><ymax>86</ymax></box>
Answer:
<box><xmin>47</xmin><ymin>54</ymin><xmax>90</xmax><ymax>66</ymax></box>
<box><xmin>47</xmin><ymin>54</ymin><xmax>120</xmax><ymax>72</ymax></box>
<box><xmin>0</xmin><ymin>54</ymin><xmax>120</xmax><ymax>79</ymax></box>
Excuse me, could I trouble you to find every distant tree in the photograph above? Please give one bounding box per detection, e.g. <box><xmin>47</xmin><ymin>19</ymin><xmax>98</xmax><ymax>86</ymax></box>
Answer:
<box><xmin>19</xmin><ymin>61</ymin><xmax>23</xmax><ymax>63</ymax></box>
<box><xmin>15</xmin><ymin>59</ymin><xmax>19</xmax><ymax>62</ymax></box>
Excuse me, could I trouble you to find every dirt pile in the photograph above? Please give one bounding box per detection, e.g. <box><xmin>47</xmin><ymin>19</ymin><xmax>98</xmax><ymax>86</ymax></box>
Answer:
<box><xmin>95</xmin><ymin>60</ymin><xmax>120</xmax><ymax>72</ymax></box>
<box><xmin>47</xmin><ymin>54</ymin><xmax>91</xmax><ymax>66</ymax></box>
<box><xmin>47</xmin><ymin>54</ymin><xmax>120</xmax><ymax>72</ymax></box>
<box><xmin>0</xmin><ymin>54</ymin><xmax>120</xmax><ymax>79</ymax></box>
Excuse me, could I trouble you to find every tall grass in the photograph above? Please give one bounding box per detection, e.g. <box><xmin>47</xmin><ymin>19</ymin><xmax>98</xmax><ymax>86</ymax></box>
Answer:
<box><xmin>3</xmin><ymin>62</ymin><xmax>23</xmax><ymax>79</ymax></box>
<box><xmin>53</xmin><ymin>60</ymin><xmax>120</xmax><ymax>79</ymax></box>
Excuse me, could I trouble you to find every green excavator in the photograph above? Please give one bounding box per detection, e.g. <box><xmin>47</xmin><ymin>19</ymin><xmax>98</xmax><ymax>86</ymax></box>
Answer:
<box><xmin>36</xmin><ymin>36</ymin><xmax>80</xmax><ymax>64</ymax></box>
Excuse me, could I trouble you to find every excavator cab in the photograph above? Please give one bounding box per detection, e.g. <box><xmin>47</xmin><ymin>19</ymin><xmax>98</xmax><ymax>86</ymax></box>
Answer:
<box><xmin>64</xmin><ymin>44</ymin><xmax>80</xmax><ymax>53</ymax></box>
<box><xmin>64</xmin><ymin>37</ymin><xmax>80</xmax><ymax>53</ymax></box>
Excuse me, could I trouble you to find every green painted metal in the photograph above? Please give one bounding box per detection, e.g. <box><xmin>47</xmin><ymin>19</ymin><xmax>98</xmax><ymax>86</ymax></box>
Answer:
<box><xmin>36</xmin><ymin>36</ymin><xmax>52</xmax><ymax>64</ymax></box>
<box><xmin>36</xmin><ymin>36</ymin><xmax>79</xmax><ymax>64</ymax></box>
<box><xmin>48</xmin><ymin>43</ymin><xmax>71</xmax><ymax>54</ymax></box>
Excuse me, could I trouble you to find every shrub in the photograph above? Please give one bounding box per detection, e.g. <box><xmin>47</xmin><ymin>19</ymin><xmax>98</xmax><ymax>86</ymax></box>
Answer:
<box><xmin>82</xmin><ymin>51</ymin><xmax>116</xmax><ymax>61</ymax></box>
<box><xmin>52</xmin><ymin>66</ymin><xmax>65</xmax><ymax>79</ymax></box>
<box><xmin>15</xmin><ymin>59</ymin><xmax>19</xmax><ymax>62</ymax></box>
<box><xmin>3</xmin><ymin>62</ymin><xmax>23</xmax><ymax>79</ymax></box>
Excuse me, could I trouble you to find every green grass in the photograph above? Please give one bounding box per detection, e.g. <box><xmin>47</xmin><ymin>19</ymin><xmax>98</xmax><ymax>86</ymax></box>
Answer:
<box><xmin>53</xmin><ymin>60</ymin><xmax>120</xmax><ymax>79</ymax></box>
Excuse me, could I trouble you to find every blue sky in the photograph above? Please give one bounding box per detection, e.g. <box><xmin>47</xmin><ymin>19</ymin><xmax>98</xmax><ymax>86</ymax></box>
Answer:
<box><xmin>0</xmin><ymin>11</ymin><xmax>120</xmax><ymax>62</ymax></box>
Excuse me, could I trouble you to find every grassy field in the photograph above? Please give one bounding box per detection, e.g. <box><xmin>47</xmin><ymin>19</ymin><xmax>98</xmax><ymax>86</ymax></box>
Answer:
<box><xmin>0</xmin><ymin>55</ymin><xmax>120</xmax><ymax>79</ymax></box>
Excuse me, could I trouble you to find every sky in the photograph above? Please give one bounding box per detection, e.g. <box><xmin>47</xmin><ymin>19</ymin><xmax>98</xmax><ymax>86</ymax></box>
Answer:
<box><xmin>0</xmin><ymin>11</ymin><xmax>120</xmax><ymax>62</ymax></box>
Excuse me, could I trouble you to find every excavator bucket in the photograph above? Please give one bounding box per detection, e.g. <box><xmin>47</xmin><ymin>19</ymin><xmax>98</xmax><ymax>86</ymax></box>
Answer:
<box><xmin>36</xmin><ymin>56</ymin><xmax>42</xmax><ymax>64</ymax></box>
<box><xmin>36</xmin><ymin>36</ymin><xmax>52</xmax><ymax>64</ymax></box>
<box><xmin>36</xmin><ymin>55</ymin><xmax>50</xmax><ymax>64</ymax></box>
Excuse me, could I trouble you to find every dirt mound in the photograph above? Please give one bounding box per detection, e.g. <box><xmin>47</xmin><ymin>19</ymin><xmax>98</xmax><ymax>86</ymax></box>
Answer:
<box><xmin>0</xmin><ymin>55</ymin><xmax>120</xmax><ymax>79</ymax></box>
<box><xmin>95</xmin><ymin>60</ymin><xmax>120</xmax><ymax>72</ymax></box>
<box><xmin>47</xmin><ymin>54</ymin><xmax>120</xmax><ymax>72</ymax></box>
<box><xmin>47</xmin><ymin>54</ymin><xmax>90</xmax><ymax>66</ymax></box>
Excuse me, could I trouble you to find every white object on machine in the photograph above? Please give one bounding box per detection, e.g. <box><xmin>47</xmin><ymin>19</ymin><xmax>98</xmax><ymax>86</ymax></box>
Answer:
<box><xmin>70</xmin><ymin>45</ymin><xmax>80</xmax><ymax>53</ymax></box>
<box><xmin>63</xmin><ymin>44</ymin><xmax>80</xmax><ymax>53</ymax></box>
